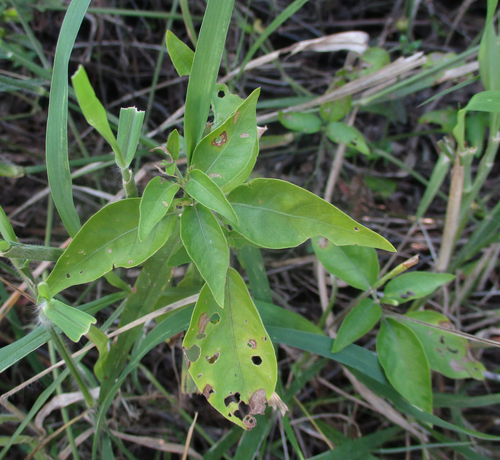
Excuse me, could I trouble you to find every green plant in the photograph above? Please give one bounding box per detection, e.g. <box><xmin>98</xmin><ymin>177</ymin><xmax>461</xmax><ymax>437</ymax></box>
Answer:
<box><xmin>1</xmin><ymin>0</ymin><xmax>500</xmax><ymax>458</ymax></box>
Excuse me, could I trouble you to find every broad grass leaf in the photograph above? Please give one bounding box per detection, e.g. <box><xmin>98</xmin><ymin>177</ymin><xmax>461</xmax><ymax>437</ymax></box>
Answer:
<box><xmin>46</xmin><ymin>199</ymin><xmax>176</xmax><ymax>296</ymax></box>
<box><xmin>191</xmin><ymin>88</ymin><xmax>260</xmax><ymax>193</ymax></box>
<box><xmin>41</xmin><ymin>299</ymin><xmax>96</xmax><ymax>342</ymax></box>
<box><xmin>212</xmin><ymin>84</ymin><xmax>244</xmax><ymax>129</ymax></box>
<box><xmin>326</xmin><ymin>122</ymin><xmax>370</xmax><ymax>155</ymax></box>
<box><xmin>332</xmin><ymin>298</ymin><xmax>381</xmax><ymax>353</ymax></box>
<box><xmin>183</xmin><ymin>268</ymin><xmax>277</xmax><ymax>430</ymax></box>
<box><xmin>180</xmin><ymin>204</ymin><xmax>229</xmax><ymax>307</ymax></box>
<box><xmin>166</xmin><ymin>30</ymin><xmax>194</xmax><ymax>77</ymax></box>
<box><xmin>312</xmin><ymin>237</ymin><xmax>379</xmax><ymax>290</ymax></box>
<box><xmin>185</xmin><ymin>169</ymin><xmax>239</xmax><ymax>225</ymax></box>
<box><xmin>139</xmin><ymin>177</ymin><xmax>180</xmax><ymax>241</ymax></box>
<box><xmin>228</xmin><ymin>178</ymin><xmax>395</xmax><ymax>251</ymax></box>
<box><xmin>377</xmin><ymin>317</ymin><xmax>432</xmax><ymax>413</ymax></box>
<box><xmin>278</xmin><ymin>111</ymin><xmax>322</xmax><ymax>133</ymax></box>
<box><xmin>402</xmin><ymin>311</ymin><xmax>485</xmax><ymax>380</ymax></box>
<box><xmin>382</xmin><ymin>272</ymin><xmax>455</xmax><ymax>305</ymax></box>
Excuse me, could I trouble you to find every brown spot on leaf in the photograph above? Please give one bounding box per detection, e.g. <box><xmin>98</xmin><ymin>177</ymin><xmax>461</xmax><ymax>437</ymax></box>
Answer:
<box><xmin>318</xmin><ymin>237</ymin><xmax>329</xmax><ymax>249</ymax></box>
<box><xmin>234</xmin><ymin>111</ymin><xmax>240</xmax><ymax>124</ymax></box>
<box><xmin>206</xmin><ymin>352</ymin><xmax>220</xmax><ymax>364</ymax></box>
<box><xmin>212</xmin><ymin>131</ymin><xmax>227</xmax><ymax>147</ymax></box>
<box><xmin>203</xmin><ymin>384</ymin><xmax>214</xmax><ymax>399</ymax></box>
<box><xmin>198</xmin><ymin>312</ymin><xmax>210</xmax><ymax>334</ymax></box>
<box><xmin>249</xmin><ymin>389</ymin><xmax>267</xmax><ymax>415</ymax></box>
<box><xmin>247</xmin><ymin>339</ymin><xmax>257</xmax><ymax>349</ymax></box>
<box><xmin>243</xmin><ymin>415</ymin><xmax>257</xmax><ymax>429</ymax></box>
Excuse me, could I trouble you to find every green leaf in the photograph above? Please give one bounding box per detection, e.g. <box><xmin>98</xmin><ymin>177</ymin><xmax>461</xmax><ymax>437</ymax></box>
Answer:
<box><xmin>166</xmin><ymin>129</ymin><xmax>180</xmax><ymax>161</ymax></box>
<box><xmin>117</xmin><ymin>107</ymin><xmax>145</xmax><ymax>169</ymax></box>
<box><xmin>41</xmin><ymin>299</ymin><xmax>96</xmax><ymax>342</ymax></box>
<box><xmin>166</xmin><ymin>30</ymin><xmax>194</xmax><ymax>77</ymax></box>
<box><xmin>183</xmin><ymin>268</ymin><xmax>277</xmax><ymax>430</ymax></box>
<box><xmin>312</xmin><ymin>237</ymin><xmax>379</xmax><ymax>290</ymax></box>
<box><xmin>212</xmin><ymin>84</ymin><xmax>245</xmax><ymax>128</ymax></box>
<box><xmin>46</xmin><ymin>199</ymin><xmax>176</xmax><ymax>296</ymax></box>
<box><xmin>326</xmin><ymin>122</ymin><xmax>370</xmax><ymax>155</ymax></box>
<box><xmin>332</xmin><ymin>298</ymin><xmax>381</xmax><ymax>353</ymax></box>
<box><xmin>86</xmin><ymin>325</ymin><xmax>109</xmax><ymax>382</ymax></box>
<box><xmin>186</xmin><ymin>169</ymin><xmax>239</xmax><ymax>225</ymax></box>
<box><xmin>180</xmin><ymin>204</ymin><xmax>229</xmax><ymax>307</ymax></box>
<box><xmin>478</xmin><ymin>0</ymin><xmax>500</xmax><ymax>91</ymax></box>
<box><xmin>382</xmin><ymin>272</ymin><xmax>455</xmax><ymax>305</ymax></box>
<box><xmin>191</xmin><ymin>88</ymin><xmax>260</xmax><ymax>193</ymax></box>
<box><xmin>418</xmin><ymin>108</ymin><xmax>458</xmax><ymax>133</ymax></box>
<box><xmin>377</xmin><ymin>317</ymin><xmax>432</xmax><ymax>413</ymax></box>
<box><xmin>402</xmin><ymin>311</ymin><xmax>485</xmax><ymax>380</ymax></box>
<box><xmin>278</xmin><ymin>111</ymin><xmax>322</xmax><ymax>134</ymax></box>
<box><xmin>228</xmin><ymin>178</ymin><xmax>395</xmax><ymax>251</ymax></box>
<box><xmin>71</xmin><ymin>65</ymin><xmax>123</xmax><ymax>165</ymax></box>
<box><xmin>139</xmin><ymin>177</ymin><xmax>180</xmax><ymax>241</ymax></box>
<box><xmin>183</xmin><ymin>0</ymin><xmax>235</xmax><ymax>160</ymax></box>
<box><xmin>320</xmin><ymin>96</ymin><xmax>352</xmax><ymax>123</ymax></box>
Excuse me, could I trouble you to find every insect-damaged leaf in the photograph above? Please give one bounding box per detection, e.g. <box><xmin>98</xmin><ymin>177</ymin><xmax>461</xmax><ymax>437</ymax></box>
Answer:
<box><xmin>183</xmin><ymin>268</ymin><xmax>277</xmax><ymax>430</ymax></box>
<box><xmin>180</xmin><ymin>204</ymin><xmax>229</xmax><ymax>307</ymax></box>
<box><xmin>191</xmin><ymin>88</ymin><xmax>260</xmax><ymax>193</ymax></box>
<box><xmin>228</xmin><ymin>178</ymin><xmax>395</xmax><ymax>251</ymax></box>
<box><xmin>139</xmin><ymin>177</ymin><xmax>180</xmax><ymax>241</ymax></box>
<box><xmin>46</xmin><ymin>199</ymin><xmax>176</xmax><ymax>296</ymax></box>
<box><xmin>401</xmin><ymin>311</ymin><xmax>485</xmax><ymax>380</ymax></box>
<box><xmin>211</xmin><ymin>83</ymin><xmax>245</xmax><ymax>129</ymax></box>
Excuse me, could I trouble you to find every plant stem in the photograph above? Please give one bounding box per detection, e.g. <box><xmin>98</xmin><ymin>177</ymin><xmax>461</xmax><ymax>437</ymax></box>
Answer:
<box><xmin>121</xmin><ymin>167</ymin><xmax>138</xmax><ymax>198</ymax></box>
<box><xmin>437</xmin><ymin>153</ymin><xmax>464</xmax><ymax>272</ymax></box>
<box><xmin>49</xmin><ymin>327</ymin><xmax>95</xmax><ymax>407</ymax></box>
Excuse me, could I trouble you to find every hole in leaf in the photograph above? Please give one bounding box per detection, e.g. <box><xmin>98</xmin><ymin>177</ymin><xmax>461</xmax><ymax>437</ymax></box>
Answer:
<box><xmin>79</xmin><ymin>271</ymin><xmax>83</xmax><ymax>275</ymax></box>
<box><xmin>224</xmin><ymin>392</ymin><xmax>241</xmax><ymax>407</ymax></box>
<box><xmin>262</xmin><ymin>336</ymin><xmax>267</xmax><ymax>342</ymax></box>
<box><xmin>197</xmin><ymin>373</ymin><xmax>202</xmax><ymax>379</ymax></box>
<box><xmin>203</xmin><ymin>384</ymin><xmax>215</xmax><ymax>399</ymax></box>
<box><xmin>251</xmin><ymin>356</ymin><xmax>262</xmax><ymax>366</ymax></box>
<box><xmin>247</xmin><ymin>339</ymin><xmax>257</xmax><ymax>349</ymax></box>
<box><xmin>206</xmin><ymin>352</ymin><xmax>220</xmax><ymax>364</ymax></box>
<box><xmin>243</xmin><ymin>415</ymin><xmax>257</xmax><ymax>429</ymax></box>
<box><xmin>354</xmin><ymin>227</ymin><xmax>359</xmax><ymax>232</ymax></box>
<box><xmin>210</xmin><ymin>313</ymin><xmax>220</xmax><ymax>325</ymax></box>
<box><xmin>218</xmin><ymin>90</ymin><xmax>225</xmax><ymax>98</ymax></box>
<box><xmin>212</xmin><ymin>131</ymin><xmax>227</xmax><ymax>147</ymax></box>
<box><xmin>66</xmin><ymin>274</ymin><xmax>71</xmax><ymax>279</ymax></box>
<box><xmin>196</xmin><ymin>333</ymin><xmax>207</xmax><ymax>340</ymax></box>
<box><xmin>184</xmin><ymin>344</ymin><xmax>201</xmax><ymax>363</ymax></box>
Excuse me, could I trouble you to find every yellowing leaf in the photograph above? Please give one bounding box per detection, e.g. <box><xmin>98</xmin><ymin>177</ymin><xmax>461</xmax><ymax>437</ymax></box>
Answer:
<box><xmin>183</xmin><ymin>268</ymin><xmax>277</xmax><ymax>430</ymax></box>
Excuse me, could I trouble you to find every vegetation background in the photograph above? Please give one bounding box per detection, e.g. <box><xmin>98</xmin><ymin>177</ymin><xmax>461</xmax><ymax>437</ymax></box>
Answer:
<box><xmin>1</xmin><ymin>0</ymin><xmax>500</xmax><ymax>459</ymax></box>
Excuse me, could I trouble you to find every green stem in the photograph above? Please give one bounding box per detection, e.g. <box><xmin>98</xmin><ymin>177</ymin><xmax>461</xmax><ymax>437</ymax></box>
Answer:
<box><xmin>49</xmin><ymin>327</ymin><xmax>95</xmax><ymax>407</ymax></box>
<box><xmin>121</xmin><ymin>168</ymin><xmax>138</xmax><ymax>198</ymax></box>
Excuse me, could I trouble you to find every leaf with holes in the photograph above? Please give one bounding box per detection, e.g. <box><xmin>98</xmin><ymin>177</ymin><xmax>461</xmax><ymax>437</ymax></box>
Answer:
<box><xmin>312</xmin><ymin>237</ymin><xmax>379</xmax><ymax>290</ymax></box>
<box><xmin>185</xmin><ymin>169</ymin><xmax>239</xmax><ymax>225</ymax></box>
<box><xmin>139</xmin><ymin>177</ymin><xmax>180</xmax><ymax>241</ymax></box>
<box><xmin>382</xmin><ymin>272</ymin><xmax>455</xmax><ymax>305</ymax></box>
<box><xmin>46</xmin><ymin>199</ymin><xmax>176</xmax><ymax>296</ymax></box>
<box><xmin>228</xmin><ymin>178</ymin><xmax>395</xmax><ymax>251</ymax></box>
<box><xmin>190</xmin><ymin>88</ymin><xmax>260</xmax><ymax>193</ymax></box>
<box><xmin>326</xmin><ymin>122</ymin><xmax>370</xmax><ymax>155</ymax></box>
<box><xmin>401</xmin><ymin>311</ymin><xmax>485</xmax><ymax>380</ymax></box>
<box><xmin>332</xmin><ymin>298</ymin><xmax>381</xmax><ymax>353</ymax></box>
<box><xmin>377</xmin><ymin>317</ymin><xmax>432</xmax><ymax>413</ymax></box>
<box><xmin>180</xmin><ymin>204</ymin><xmax>229</xmax><ymax>307</ymax></box>
<box><xmin>183</xmin><ymin>268</ymin><xmax>277</xmax><ymax>430</ymax></box>
<box><xmin>211</xmin><ymin>83</ymin><xmax>244</xmax><ymax>129</ymax></box>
